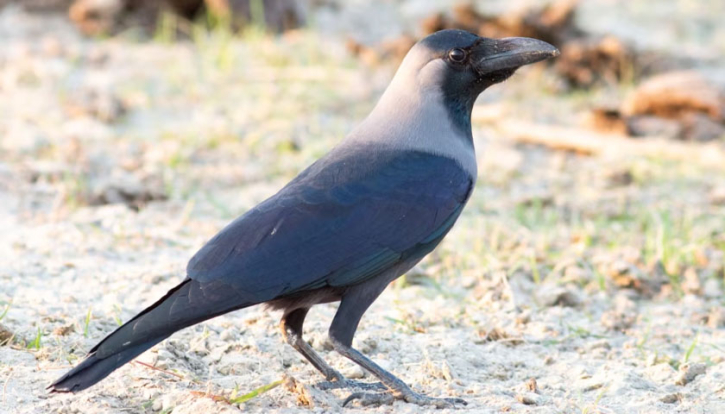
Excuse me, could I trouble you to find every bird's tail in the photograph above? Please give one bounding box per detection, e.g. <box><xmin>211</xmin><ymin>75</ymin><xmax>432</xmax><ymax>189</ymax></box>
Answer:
<box><xmin>48</xmin><ymin>279</ymin><xmax>253</xmax><ymax>393</ymax></box>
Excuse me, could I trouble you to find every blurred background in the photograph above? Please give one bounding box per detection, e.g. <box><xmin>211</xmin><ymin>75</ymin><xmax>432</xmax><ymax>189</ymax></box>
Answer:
<box><xmin>1</xmin><ymin>1</ymin><xmax>724</xmax><ymax>413</ymax></box>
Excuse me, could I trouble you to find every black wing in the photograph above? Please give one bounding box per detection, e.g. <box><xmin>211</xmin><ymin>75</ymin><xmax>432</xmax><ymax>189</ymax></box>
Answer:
<box><xmin>187</xmin><ymin>145</ymin><xmax>474</xmax><ymax>303</ymax></box>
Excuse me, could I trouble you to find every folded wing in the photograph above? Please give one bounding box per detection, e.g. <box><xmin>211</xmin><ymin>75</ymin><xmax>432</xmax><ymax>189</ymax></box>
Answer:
<box><xmin>187</xmin><ymin>146</ymin><xmax>474</xmax><ymax>302</ymax></box>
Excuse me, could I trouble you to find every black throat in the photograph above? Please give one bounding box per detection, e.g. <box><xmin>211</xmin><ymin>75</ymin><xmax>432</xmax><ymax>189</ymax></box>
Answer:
<box><xmin>441</xmin><ymin>89</ymin><xmax>476</xmax><ymax>146</ymax></box>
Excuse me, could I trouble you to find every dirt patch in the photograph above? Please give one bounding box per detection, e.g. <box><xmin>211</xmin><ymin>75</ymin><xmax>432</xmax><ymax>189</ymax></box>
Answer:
<box><xmin>1</xmin><ymin>2</ymin><xmax>724</xmax><ymax>414</ymax></box>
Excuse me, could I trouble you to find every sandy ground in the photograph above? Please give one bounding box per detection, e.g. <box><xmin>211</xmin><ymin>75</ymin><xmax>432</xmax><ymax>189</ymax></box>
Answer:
<box><xmin>1</xmin><ymin>2</ymin><xmax>725</xmax><ymax>414</ymax></box>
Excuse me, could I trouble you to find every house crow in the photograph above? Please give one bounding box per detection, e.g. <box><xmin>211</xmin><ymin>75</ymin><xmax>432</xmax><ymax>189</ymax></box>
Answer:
<box><xmin>49</xmin><ymin>29</ymin><xmax>558</xmax><ymax>407</ymax></box>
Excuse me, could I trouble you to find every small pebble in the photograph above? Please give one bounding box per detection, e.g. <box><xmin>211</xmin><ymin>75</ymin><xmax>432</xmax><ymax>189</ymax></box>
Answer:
<box><xmin>707</xmin><ymin>307</ymin><xmax>725</xmax><ymax>328</ymax></box>
<box><xmin>220</xmin><ymin>328</ymin><xmax>235</xmax><ymax>341</ymax></box>
<box><xmin>675</xmin><ymin>362</ymin><xmax>706</xmax><ymax>385</ymax></box>
<box><xmin>157</xmin><ymin>349</ymin><xmax>175</xmax><ymax>361</ymax></box>
<box><xmin>536</xmin><ymin>285</ymin><xmax>583</xmax><ymax>307</ymax></box>
<box><xmin>660</xmin><ymin>393</ymin><xmax>681</xmax><ymax>404</ymax></box>
<box><xmin>703</xmin><ymin>278</ymin><xmax>723</xmax><ymax>299</ymax></box>
<box><xmin>578</xmin><ymin>379</ymin><xmax>604</xmax><ymax>392</ymax></box>
<box><xmin>0</xmin><ymin>323</ymin><xmax>16</xmax><ymax>343</ymax></box>
<box><xmin>376</xmin><ymin>358</ymin><xmax>392</xmax><ymax>371</ymax></box>
<box><xmin>161</xmin><ymin>394</ymin><xmax>176</xmax><ymax>411</ymax></box>
<box><xmin>586</xmin><ymin>339</ymin><xmax>611</xmax><ymax>351</ymax></box>
<box><xmin>646</xmin><ymin>354</ymin><xmax>657</xmax><ymax>367</ymax></box>
<box><xmin>342</xmin><ymin>365</ymin><xmax>366</xmax><ymax>379</ymax></box>
<box><xmin>516</xmin><ymin>392</ymin><xmax>540</xmax><ymax>405</ymax></box>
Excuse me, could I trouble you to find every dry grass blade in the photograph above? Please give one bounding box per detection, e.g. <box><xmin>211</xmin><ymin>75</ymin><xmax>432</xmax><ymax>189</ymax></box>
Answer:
<box><xmin>228</xmin><ymin>379</ymin><xmax>284</xmax><ymax>404</ymax></box>
<box><xmin>190</xmin><ymin>390</ymin><xmax>229</xmax><ymax>403</ymax></box>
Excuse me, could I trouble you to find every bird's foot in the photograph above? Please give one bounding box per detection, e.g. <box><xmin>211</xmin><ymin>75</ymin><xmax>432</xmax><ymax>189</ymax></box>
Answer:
<box><xmin>342</xmin><ymin>391</ymin><xmax>395</xmax><ymax>407</ymax></box>
<box><xmin>315</xmin><ymin>378</ymin><xmax>387</xmax><ymax>391</ymax></box>
<box><xmin>342</xmin><ymin>389</ymin><xmax>467</xmax><ymax>408</ymax></box>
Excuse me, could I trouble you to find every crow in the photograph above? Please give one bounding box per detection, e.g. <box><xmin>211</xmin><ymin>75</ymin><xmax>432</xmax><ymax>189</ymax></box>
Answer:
<box><xmin>49</xmin><ymin>29</ymin><xmax>558</xmax><ymax>407</ymax></box>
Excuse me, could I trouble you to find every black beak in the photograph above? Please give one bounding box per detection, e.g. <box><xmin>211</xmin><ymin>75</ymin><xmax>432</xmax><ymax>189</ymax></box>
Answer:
<box><xmin>474</xmin><ymin>37</ymin><xmax>559</xmax><ymax>73</ymax></box>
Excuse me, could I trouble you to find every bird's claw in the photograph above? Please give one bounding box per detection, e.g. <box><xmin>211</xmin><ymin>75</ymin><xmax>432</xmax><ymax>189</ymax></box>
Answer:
<box><xmin>315</xmin><ymin>379</ymin><xmax>387</xmax><ymax>391</ymax></box>
<box><xmin>342</xmin><ymin>391</ymin><xmax>395</xmax><ymax>407</ymax></box>
<box><xmin>342</xmin><ymin>389</ymin><xmax>467</xmax><ymax>408</ymax></box>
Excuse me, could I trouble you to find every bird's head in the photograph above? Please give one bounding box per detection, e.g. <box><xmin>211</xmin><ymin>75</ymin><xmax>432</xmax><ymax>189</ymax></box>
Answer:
<box><xmin>401</xmin><ymin>29</ymin><xmax>559</xmax><ymax>98</ymax></box>
<box><xmin>380</xmin><ymin>29</ymin><xmax>559</xmax><ymax>131</ymax></box>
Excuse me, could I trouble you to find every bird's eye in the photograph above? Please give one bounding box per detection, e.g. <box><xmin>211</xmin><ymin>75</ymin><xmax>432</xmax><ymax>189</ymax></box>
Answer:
<box><xmin>448</xmin><ymin>48</ymin><xmax>467</xmax><ymax>63</ymax></box>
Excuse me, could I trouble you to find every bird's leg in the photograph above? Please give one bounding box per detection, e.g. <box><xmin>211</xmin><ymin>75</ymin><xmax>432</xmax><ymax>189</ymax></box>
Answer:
<box><xmin>281</xmin><ymin>308</ymin><xmax>343</xmax><ymax>381</ymax></box>
<box><xmin>280</xmin><ymin>308</ymin><xmax>385</xmax><ymax>391</ymax></box>
<box><xmin>328</xmin><ymin>286</ymin><xmax>467</xmax><ymax>408</ymax></box>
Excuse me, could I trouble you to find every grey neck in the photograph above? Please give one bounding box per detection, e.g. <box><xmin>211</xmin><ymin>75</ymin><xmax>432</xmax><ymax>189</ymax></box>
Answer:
<box><xmin>344</xmin><ymin>73</ymin><xmax>478</xmax><ymax>179</ymax></box>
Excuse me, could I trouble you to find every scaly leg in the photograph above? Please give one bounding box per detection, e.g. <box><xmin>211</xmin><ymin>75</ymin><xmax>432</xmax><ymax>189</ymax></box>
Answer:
<box><xmin>328</xmin><ymin>283</ymin><xmax>467</xmax><ymax>408</ymax></box>
<box><xmin>280</xmin><ymin>307</ymin><xmax>385</xmax><ymax>391</ymax></box>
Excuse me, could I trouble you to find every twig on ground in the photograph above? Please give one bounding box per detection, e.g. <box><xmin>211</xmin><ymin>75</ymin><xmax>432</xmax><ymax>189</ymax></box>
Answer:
<box><xmin>134</xmin><ymin>360</ymin><xmax>184</xmax><ymax>380</ymax></box>
<box><xmin>486</xmin><ymin>120</ymin><xmax>725</xmax><ymax>167</ymax></box>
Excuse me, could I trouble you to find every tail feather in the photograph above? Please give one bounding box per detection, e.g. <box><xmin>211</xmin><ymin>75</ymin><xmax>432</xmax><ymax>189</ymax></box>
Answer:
<box><xmin>47</xmin><ymin>339</ymin><xmax>165</xmax><ymax>393</ymax></box>
<box><xmin>48</xmin><ymin>279</ymin><xmax>253</xmax><ymax>393</ymax></box>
